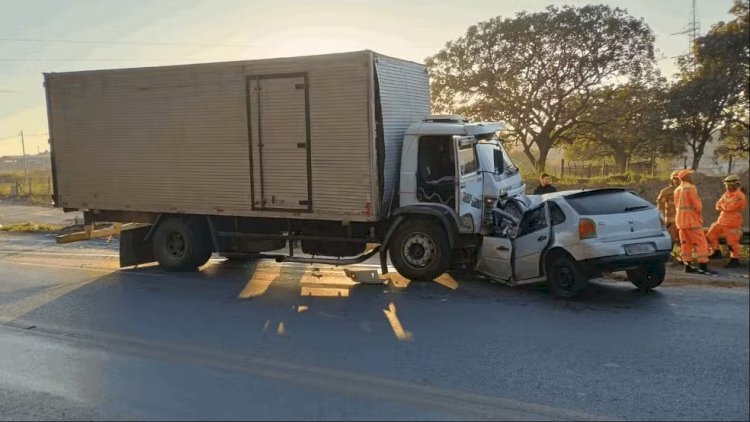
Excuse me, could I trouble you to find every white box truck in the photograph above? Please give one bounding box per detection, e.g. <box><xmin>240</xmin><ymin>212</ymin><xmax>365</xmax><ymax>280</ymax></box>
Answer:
<box><xmin>45</xmin><ymin>50</ymin><xmax>524</xmax><ymax>280</ymax></box>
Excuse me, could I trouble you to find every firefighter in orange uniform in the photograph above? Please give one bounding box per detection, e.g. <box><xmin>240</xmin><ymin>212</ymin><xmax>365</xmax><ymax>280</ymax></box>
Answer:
<box><xmin>656</xmin><ymin>170</ymin><xmax>681</xmax><ymax>253</ymax></box>
<box><xmin>674</xmin><ymin>169</ymin><xmax>714</xmax><ymax>273</ymax></box>
<box><xmin>707</xmin><ymin>174</ymin><xmax>746</xmax><ymax>268</ymax></box>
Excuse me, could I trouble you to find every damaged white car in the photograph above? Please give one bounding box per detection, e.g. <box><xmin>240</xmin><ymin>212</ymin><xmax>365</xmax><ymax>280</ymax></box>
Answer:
<box><xmin>476</xmin><ymin>188</ymin><xmax>673</xmax><ymax>298</ymax></box>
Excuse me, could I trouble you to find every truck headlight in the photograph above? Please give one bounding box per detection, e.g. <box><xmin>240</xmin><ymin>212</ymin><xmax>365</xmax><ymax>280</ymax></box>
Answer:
<box><xmin>483</xmin><ymin>197</ymin><xmax>497</xmax><ymax>225</ymax></box>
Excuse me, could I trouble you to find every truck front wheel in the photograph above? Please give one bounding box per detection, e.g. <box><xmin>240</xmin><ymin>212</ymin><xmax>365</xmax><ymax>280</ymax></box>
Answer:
<box><xmin>389</xmin><ymin>219</ymin><xmax>451</xmax><ymax>281</ymax></box>
<box><xmin>152</xmin><ymin>216</ymin><xmax>212</xmax><ymax>271</ymax></box>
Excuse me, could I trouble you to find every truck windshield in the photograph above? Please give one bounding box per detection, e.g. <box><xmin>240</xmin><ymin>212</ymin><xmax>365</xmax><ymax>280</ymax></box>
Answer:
<box><xmin>479</xmin><ymin>137</ymin><xmax>518</xmax><ymax>174</ymax></box>
<box><xmin>501</xmin><ymin>147</ymin><xmax>518</xmax><ymax>173</ymax></box>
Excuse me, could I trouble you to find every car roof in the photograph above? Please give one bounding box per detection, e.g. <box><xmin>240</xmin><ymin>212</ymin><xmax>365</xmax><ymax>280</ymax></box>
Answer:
<box><xmin>528</xmin><ymin>188</ymin><xmax>629</xmax><ymax>201</ymax></box>
<box><xmin>518</xmin><ymin>188</ymin><xmax>631</xmax><ymax>210</ymax></box>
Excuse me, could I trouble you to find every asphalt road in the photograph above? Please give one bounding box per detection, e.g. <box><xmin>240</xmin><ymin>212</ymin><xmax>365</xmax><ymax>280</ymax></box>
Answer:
<box><xmin>0</xmin><ymin>232</ymin><xmax>748</xmax><ymax>421</ymax></box>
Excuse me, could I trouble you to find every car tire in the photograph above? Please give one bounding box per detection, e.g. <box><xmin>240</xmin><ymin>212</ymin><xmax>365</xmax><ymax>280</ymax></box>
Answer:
<box><xmin>626</xmin><ymin>262</ymin><xmax>665</xmax><ymax>291</ymax></box>
<box><xmin>389</xmin><ymin>219</ymin><xmax>451</xmax><ymax>281</ymax></box>
<box><xmin>152</xmin><ymin>216</ymin><xmax>212</xmax><ymax>271</ymax></box>
<box><xmin>546</xmin><ymin>255</ymin><xmax>589</xmax><ymax>298</ymax></box>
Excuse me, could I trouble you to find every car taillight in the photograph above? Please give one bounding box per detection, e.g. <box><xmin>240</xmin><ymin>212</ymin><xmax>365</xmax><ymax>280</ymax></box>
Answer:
<box><xmin>579</xmin><ymin>218</ymin><xmax>597</xmax><ymax>240</ymax></box>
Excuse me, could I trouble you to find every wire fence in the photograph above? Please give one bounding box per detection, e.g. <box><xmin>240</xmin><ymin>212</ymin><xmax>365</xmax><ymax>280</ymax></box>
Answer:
<box><xmin>0</xmin><ymin>170</ymin><xmax>53</xmax><ymax>201</ymax></box>
<box><xmin>546</xmin><ymin>159</ymin><xmax>658</xmax><ymax>179</ymax></box>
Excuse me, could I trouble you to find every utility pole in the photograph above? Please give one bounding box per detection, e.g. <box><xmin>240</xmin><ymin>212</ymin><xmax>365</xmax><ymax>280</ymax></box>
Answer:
<box><xmin>20</xmin><ymin>131</ymin><xmax>30</xmax><ymax>196</ymax></box>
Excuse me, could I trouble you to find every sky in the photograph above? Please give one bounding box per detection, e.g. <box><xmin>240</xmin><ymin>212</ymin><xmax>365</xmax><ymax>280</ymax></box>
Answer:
<box><xmin>0</xmin><ymin>0</ymin><xmax>736</xmax><ymax>156</ymax></box>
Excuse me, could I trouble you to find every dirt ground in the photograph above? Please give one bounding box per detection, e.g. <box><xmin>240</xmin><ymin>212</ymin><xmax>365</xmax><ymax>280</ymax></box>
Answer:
<box><xmin>549</xmin><ymin>169</ymin><xmax>750</xmax><ymax>226</ymax></box>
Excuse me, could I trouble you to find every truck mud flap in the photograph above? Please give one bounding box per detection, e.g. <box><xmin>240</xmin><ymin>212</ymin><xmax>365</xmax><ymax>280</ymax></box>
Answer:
<box><xmin>120</xmin><ymin>225</ymin><xmax>155</xmax><ymax>268</ymax></box>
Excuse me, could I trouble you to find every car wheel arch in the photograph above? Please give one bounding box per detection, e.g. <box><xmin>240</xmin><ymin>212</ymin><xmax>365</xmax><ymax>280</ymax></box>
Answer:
<box><xmin>542</xmin><ymin>247</ymin><xmax>575</xmax><ymax>274</ymax></box>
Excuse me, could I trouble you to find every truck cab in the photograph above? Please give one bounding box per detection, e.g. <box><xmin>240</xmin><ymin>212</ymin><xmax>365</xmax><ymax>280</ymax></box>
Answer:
<box><xmin>398</xmin><ymin>115</ymin><xmax>525</xmax><ymax>234</ymax></box>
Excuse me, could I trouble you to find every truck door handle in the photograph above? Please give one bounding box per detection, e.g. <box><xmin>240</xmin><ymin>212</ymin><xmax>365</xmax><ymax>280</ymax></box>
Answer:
<box><xmin>537</xmin><ymin>235</ymin><xmax>547</xmax><ymax>242</ymax></box>
<box><xmin>496</xmin><ymin>245</ymin><xmax>509</xmax><ymax>251</ymax></box>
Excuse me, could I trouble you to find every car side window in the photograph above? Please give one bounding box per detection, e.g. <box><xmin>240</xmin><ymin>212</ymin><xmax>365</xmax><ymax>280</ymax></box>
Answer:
<box><xmin>518</xmin><ymin>206</ymin><xmax>547</xmax><ymax>237</ymax></box>
<box><xmin>549</xmin><ymin>201</ymin><xmax>566</xmax><ymax>226</ymax></box>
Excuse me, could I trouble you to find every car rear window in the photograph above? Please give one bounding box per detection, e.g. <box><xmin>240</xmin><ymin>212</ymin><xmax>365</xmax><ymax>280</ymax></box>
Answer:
<box><xmin>564</xmin><ymin>190</ymin><xmax>653</xmax><ymax>215</ymax></box>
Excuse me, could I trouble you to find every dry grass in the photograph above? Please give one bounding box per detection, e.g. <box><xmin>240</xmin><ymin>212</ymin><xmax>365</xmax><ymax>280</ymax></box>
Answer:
<box><xmin>0</xmin><ymin>170</ymin><xmax>53</xmax><ymax>198</ymax></box>
<box><xmin>0</xmin><ymin>222</ymin><xmax>62</xmax><ymax>233</ymax></box>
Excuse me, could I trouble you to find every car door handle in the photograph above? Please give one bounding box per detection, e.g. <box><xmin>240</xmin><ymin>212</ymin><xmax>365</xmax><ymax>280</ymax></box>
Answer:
<box><xmin>537</xmin><ymin>235</ymin><xmax>547</xmax><ymax>242</ymax></box>
<box><xmin>496</xmin><ymin>245</ymin><xmax>509</xmax><ymax>251</ymax></box>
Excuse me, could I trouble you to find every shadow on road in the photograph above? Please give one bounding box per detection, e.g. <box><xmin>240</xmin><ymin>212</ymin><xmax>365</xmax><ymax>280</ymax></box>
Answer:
<box><xmin>3</xmin><ymin>257</ymin><xmax>676</xmax><ymax>349</ymax></box>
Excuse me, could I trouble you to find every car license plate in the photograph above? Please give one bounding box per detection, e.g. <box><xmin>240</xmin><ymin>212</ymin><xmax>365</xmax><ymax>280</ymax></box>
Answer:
<box><xmin>625</xmin><ymin>243</ymin><xmax>655</xmax><ymax>255</ymax></box>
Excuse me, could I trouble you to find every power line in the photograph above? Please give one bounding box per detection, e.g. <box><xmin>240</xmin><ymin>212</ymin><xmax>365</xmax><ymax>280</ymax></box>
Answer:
<box><xmin>0</xmin><ymin>37</ymin><xmax>254</xmax><ymax>48</ymax></box>
<box><xmin>0</xmin><ymin>133</ymin><xmax>47</xmax><ymax>142</ymax></box>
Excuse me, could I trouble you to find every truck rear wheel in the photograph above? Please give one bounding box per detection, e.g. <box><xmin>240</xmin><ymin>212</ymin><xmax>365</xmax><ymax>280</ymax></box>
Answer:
<box><xmin>152</xmin><ymin>216</ymin><xmax>212</xmax><ymax>271</ymax></box>
<box><xmin>389</xmin><ymin>219</ymin><xmax>450</xmax><ymax>281</ymax></box>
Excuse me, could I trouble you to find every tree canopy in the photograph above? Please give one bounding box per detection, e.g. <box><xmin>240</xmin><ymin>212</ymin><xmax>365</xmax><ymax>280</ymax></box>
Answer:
<box><xmin>565</xmin><ymin>82</ymin><xmax>682</xmax><ymax>172</ymax></box>
<box><xmin>667</xmin><ymin>0</ymin><xmax>749</xmax><ymax>170</ymax></box>
<box><xmin>426</xmin><ymin>4</ymin><xmax>656</xmax><ymax>171</ymax></box>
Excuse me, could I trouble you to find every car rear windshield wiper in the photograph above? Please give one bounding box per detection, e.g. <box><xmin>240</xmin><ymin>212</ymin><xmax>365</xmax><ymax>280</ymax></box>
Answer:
<box><xmin>624</xmin><ymin>205</ymin><xmax>650</xmax><ymax>212</ymax></box>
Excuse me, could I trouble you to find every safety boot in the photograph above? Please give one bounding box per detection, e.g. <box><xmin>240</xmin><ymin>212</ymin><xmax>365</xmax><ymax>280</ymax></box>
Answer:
<box><xmin>698</xmin><ymin>263</ymin><xmax>716</xmax><ymax>275</ymax></box>
<box><xmin>670</xmin><ymin>255</ymin><xmax>682</xmax><ymax>267</ymax></box>
<box><xmin>684</xmin><ymin>263</ymin><xmax>698</xmax><ymax>273</ymax></box>
<box><xmin>708</xmin><ymin>250</ymin><xmax>723</xmax><ymax>260</ymax></box>
<box><xmin>724</xmin><ymin>258</ymin><xmax>742</xmax><ymax>269</ymax></box>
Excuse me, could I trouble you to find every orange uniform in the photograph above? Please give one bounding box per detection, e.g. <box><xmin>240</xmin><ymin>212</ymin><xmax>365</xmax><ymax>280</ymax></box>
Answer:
<box><xmin>656</xmin><ymin>184</ymin><xmax>679</xmax><ymax>241</ymax></box>
<box><xmin>674</xmin><ymin>181</ymin><xmax>709</xmax><ymax>264</ymax></box>
<box><xmin>707</xmin><ymin>190</ymin><xmax>747</xmax><ymax>258</ymax></box>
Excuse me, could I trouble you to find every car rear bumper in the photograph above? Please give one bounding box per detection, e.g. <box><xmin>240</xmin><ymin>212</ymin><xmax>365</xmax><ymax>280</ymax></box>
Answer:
<box><xmin>566</xmin><ymin>232</ymin><xmax>673</xmax><ymax>261</ymax></box>
<box><xmin>580</xmin><ymin>250</ymin><xmax>671</xmax><ymax>274</ymax></box>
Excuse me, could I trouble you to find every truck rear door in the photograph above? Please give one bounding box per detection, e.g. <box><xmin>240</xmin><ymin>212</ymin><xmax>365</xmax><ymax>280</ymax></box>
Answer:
<box><xmin>248</xmin><ymin>74</ymin><xmax>311</xmax><ymax>211</ymax></box>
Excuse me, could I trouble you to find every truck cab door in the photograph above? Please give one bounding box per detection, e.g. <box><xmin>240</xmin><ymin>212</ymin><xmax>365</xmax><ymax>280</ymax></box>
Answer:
<box><xmin>454</xmin><ymin>136</ymin><xmax>483</xmax><ymax>233</ymax></box>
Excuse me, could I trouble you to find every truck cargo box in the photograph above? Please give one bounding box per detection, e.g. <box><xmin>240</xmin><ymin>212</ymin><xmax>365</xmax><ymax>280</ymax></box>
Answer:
<box><xmin>44</xmin><ymin>50</ymin><xmax>429</xmax><ymax>223</ymax></box>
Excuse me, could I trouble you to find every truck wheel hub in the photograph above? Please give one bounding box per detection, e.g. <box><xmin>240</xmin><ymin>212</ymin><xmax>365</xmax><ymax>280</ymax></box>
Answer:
<box><xmin>403</xmin><ymin>233</ymin><xmax>435</xmax><ymax>268</ymax></box>
<box><xmin>167</xmin><ymin>232</ymin><xmax>186</xmax><ymax>258</ymax></box>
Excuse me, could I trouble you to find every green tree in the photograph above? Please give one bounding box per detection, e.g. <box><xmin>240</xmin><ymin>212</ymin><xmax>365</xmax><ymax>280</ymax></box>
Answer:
<box><xmin>713</xmin><ymin>0</ymin><xmax>750</xmax><ymax>159</ymax></box>
<box><xmin>567</xmin><ymin>83</ymin><xmax>682</xmax><ymax>172</ymax></box>
<box><xmin>426</xmin><ymin>4</ymin><xmax>656</xmax><ymax>171</ymax></box>
<box><xmin>667</xmin><ymin>0</ymin><xmax>749</xmax><ymax>170</ymax></box>
<box><xmin>716</xmin><ymin>122</ymin><xmax>749</xmax><ymax>161</ymax></box>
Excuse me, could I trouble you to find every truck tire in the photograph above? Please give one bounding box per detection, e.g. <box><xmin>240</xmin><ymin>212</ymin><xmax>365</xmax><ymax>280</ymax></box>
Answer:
<box><xmin>626</xmin><ymin>262</ymin><xmax>665</xmax><ymax>291</ymax></box>
<box><xmin>389</xmin><ymin>219</ymin><xmax>451</xmax><ymax>281</ymax></box>
<box><xmin>546</xmin><ymin>254</ymin><xmax>589</xmax><ymax>298</ymax></box>
<box><xmin>152</xmin><ymin>216</ymin><xmax>212</xmax><ymax>271</ymax></box>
